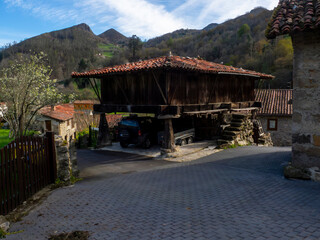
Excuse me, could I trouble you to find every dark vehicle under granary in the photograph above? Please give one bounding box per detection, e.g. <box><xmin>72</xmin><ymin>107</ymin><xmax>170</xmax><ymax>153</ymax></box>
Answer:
<box><xmin>72</xmin><ymin>55</ymin><xmax>273</xmax><ymax>151</ymax></box>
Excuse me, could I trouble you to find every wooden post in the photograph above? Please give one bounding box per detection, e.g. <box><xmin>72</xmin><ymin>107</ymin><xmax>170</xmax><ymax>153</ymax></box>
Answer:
<box><xmin>163</xmin><ymin>118</ymin><xmax>175</xmax><ymax>152</ymax></box>
<box><xmin>89</xmin><ymin>125</ymin><xmax>92</xmax><ymax>147</ymax></box>
<box><xmin>46</xmin><ymin>132</ymin><xmax>57</xmax><ymax>183</ymax></box>
<box><xmin>16</xmin><ymin>138</ymin><xmax>25</xmax><ymax>203</ymax></box>
<box><xmin>97</xmin><ymin>113</ymin><xmax>112</xmax><ymax>147</ymax></box>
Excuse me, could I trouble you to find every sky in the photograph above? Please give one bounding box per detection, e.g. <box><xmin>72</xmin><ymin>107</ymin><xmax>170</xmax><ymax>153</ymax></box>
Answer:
<box><xmin>0</xmin><ymin>0</ymin><xmax>279</xmax><ymax>47</ymax></box>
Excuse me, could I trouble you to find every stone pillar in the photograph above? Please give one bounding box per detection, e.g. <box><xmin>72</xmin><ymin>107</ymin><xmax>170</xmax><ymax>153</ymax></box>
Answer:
<box><xmin>291</xmin><ymin>31</ymin><xmax>320</xmax><ymax>168</ymax></box>
<box><xmin>55</xmin><ymin>136</ymin><xmax>78</xmax><ymax>182</ymax></box>
<box><xmin>97</xmin><ymin>113</ymin><xmax>112</xmax><ymax>147</ymax></box>
<box><xmin>163</xmin><ymin>118</ymin><xmax>175</xmax><ymax>152</ymax></box>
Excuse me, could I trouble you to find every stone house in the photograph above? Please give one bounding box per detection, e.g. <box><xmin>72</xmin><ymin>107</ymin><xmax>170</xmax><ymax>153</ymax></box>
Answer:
<box><xmin>266</xmin><ymin>0</ymin><xmax>320</xmax><ymax>169</ymax></box>
<box><xmin>255</xmin><ymin>89</ymin><xmax>292</xmax><ymax>146</ymax></box>
<box><xmin>74</xmin><ymin>100</ymin><xmax>100</xmax><ymax>131</ymax></box>
<box><xmin>39</xmin><ymin>104</ymin><xmax>77</xmax><ymax>141</ymax></box>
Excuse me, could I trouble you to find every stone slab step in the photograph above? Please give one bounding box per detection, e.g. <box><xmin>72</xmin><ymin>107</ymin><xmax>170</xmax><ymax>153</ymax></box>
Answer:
<box><xmin>223</xmin><ymin>131</ymin><xmax>238</xmax><ymax>136</ymax></box>
<box><xmin>217</xmin><ymin>139</ymin><xmax>230</xmax><ymax>145</ymax></box>
<box><xmin>231</xmin><ymin>119</ymin><xmax>243</xmax><ymax>123</ymax></box>
<box><xmin>221</xmin><ymin>135</ymin><xmax>235</xmax><ymax>141</ymax></box>
<box><xmin>230</xmin><ymin>122</ymin><xmax>242</xmax><ymax>127</ymax></box>
<box><xmin>225</xmin><ymin>126</ymin><xmax>241</xmax><ymax>132</ymax></box>
<box><xmin>232</xmin><ymin>113</ymin><xmax>248</xmax><ymax>119</ymax></box>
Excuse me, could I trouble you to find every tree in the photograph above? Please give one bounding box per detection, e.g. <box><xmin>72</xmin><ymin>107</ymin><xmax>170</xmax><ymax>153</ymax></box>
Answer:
<box><xmin>128</xmin><ymin>35</ymin><xmax>142</xmax><ymax>61</ymax></box>
<box><xmin>0</xmin><ymin>53</ymin><xmax>61</xmax><ymax>138</ymax></box>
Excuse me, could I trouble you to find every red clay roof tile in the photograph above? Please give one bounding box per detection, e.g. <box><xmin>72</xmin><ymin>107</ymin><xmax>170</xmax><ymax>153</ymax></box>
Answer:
<box><xmin>40</xmin><ymin>104</ymin><xmax>74</xmax><ymax>121</ymax></box>
<box><xmin>266</xmin><ymin>0</ymin><xmax>320</xmax><ymax>39</ymax></box>
<box><xmin>255</xmin><ymin>89</ymin><xmax>292</xmax><ymax>116</ymax></box>
<box><xmin>72</xmin><ymin>56</ymin><xmax>274</xmax><ymax>79</ymax></box>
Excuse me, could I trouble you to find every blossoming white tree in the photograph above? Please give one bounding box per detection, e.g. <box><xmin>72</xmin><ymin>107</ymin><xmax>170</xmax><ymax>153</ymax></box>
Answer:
<box><xmin>0</xmin><ymin>53</ymin><xmax>61</xmax><ymax>138</ymax></box>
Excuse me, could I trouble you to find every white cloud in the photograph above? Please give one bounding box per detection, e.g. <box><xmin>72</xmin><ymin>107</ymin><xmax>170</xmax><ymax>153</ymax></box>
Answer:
<box><xmin>75</xmin><ymin>0</ymin><xmax>186</xmax><ymax>39</ymax></box>
<box><xmin>3</xmin><ymin>0</ymin><xmax>279</xmax><ymax>40</ymax></box>
<box><xmin>173</xmin><ymin>0</ymin><xmax>279</xmax><ymax>29</ymax></box>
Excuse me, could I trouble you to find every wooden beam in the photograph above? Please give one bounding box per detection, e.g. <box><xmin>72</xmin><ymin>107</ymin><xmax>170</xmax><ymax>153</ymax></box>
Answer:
<box><xmin>152</xmin><ymin>71</ymin><xmax>168</xmax><ymax>105</ymax></box>
<box><xmin>157</xmin><ymin>114</ymin><xmax>180</xmax><ymax>119</ymax></box>
<box><xmin>183</xmin><ymin>109</ymin><xmax>229</xmax><ymax>115</ymax></box>
<box><xmin>94</xmin><ymin>104</ymin><xmax>179</xmax><ymax>115</ymax></box>
<box><xmin>231</xmin><ymin>107</ymin><xmax>259</xmax><ymax>111</ymax></box>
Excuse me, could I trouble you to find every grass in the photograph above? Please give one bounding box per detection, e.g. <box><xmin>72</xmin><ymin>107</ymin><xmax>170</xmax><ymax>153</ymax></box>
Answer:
<box><xmin>0</xmin><ymin>129</ymin><xmax>39</xmax><ymax>150</ymax></box>
<box><xmin>0</xmin><ymin>129</ymin><xmax>13</xmax><ymax>149</ymax></box>
<box><xmin>98</xmin><ymin>43</ymin><xmax>118</xmax><ymax>58</ymax></box>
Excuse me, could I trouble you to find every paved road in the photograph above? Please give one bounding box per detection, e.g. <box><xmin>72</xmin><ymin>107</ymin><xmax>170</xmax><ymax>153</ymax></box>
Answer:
<box><xmin>7</xmin><ymin>146</ymin><xmax>320</xmax><ymax>240</ymax></box>
<box><xmin>77</xmin><ymin>149</ymin><xmax>175</xmax><ymax>181</ymax></box>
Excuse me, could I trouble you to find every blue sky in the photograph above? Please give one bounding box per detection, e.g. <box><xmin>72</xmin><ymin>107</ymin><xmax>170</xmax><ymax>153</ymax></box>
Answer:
<box><xmin>0</xmin><ymin>0</ymin><xmax>279</xmax><ymax>47</ymax></box>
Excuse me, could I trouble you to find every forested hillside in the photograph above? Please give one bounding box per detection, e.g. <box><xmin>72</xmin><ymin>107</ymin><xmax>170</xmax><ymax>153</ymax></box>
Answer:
<box><xmin>138</xmin><ymin>7</ymin><xmax>293</xmax><ymax>88</ymax></box>
<box><xmin>0</xmin><ymin>24</ymin><xmax>114</xmax><ymax>80</ymax></box>
<box><xmin>0</xmin><ymin>7</ymin><xmax>293</xmax><ymax>92</ymax></box>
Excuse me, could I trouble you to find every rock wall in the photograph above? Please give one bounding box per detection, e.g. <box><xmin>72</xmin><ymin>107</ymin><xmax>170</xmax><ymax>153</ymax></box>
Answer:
<box><xmin>55</xmin><ymin>136</ymin><xmax>79</xmax><ymax>182</ymax></box>
<box><xmin>292</xmin><ymin>31</ymin><xmax>320</xmax><ymax>168</ymax></box>
<box><xmin>218</xmin><ymin>113</ymin><xmax>255</xmax><ymax>147</ymax></box>
<box><xmin>259</xmin><ymin>116</ymin><xmax>292</xmax><ymax>146</ymax></box>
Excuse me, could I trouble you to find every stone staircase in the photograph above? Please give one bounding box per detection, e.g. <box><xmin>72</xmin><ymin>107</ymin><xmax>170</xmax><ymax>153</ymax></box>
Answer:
<box><xmin>252</xmin><ymin>119</ymin><xmax>273</xmax><ymax>146</ymax></box>
<box><xmin>217</xmin><ymin>113</ymin><xmax>254</xmax><ymax>148</ymax></box>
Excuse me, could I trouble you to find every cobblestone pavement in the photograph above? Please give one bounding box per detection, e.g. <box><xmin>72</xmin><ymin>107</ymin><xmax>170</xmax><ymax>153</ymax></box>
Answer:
<box><xmin>7</xmin><ymin>146</ymin><xmax>320</xmax><ymax>240</ymax></box>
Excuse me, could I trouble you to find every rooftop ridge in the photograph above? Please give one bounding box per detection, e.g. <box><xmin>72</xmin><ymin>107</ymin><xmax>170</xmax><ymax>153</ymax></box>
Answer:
<box><xmin>72</xmin><ymin>55</ymin><xmax>274</xmax><ymax>79</ymax></box>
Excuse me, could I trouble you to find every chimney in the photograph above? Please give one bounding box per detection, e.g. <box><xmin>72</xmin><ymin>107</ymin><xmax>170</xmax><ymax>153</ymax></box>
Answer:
<box><xmin>51</xmin><ymin>105</ymin><xmax>55</xmax><ymax>111</ymax></box>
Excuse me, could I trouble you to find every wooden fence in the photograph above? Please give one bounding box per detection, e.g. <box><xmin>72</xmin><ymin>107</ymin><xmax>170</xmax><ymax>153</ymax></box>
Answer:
<box><xmin>0</xmin><ymin>132</ymin><xmax>56</xmax><ymax>215</ymax></box>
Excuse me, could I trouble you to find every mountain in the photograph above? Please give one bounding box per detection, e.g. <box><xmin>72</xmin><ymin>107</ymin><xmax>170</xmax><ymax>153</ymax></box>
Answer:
<box><xmin>0</xmin><ymin>7</ymin><xmax>293</xmax><ymax>89</ymax></box>
<box><xmin>0</xmin><ymin>23</ymin><xmax>106</xmax><ymax>80</ymax></box>
<box><xmin>145</xmin><ymin>29</ymin><xmax>200</xmax><ymax>48</ymax></box>
<box><xmin>202</xmin><ymin>23</ymin><xmax>218</xmax><ymax>31</ymax></box>
<box><xmin>99</xmin><ymin>28</ymin><xmax>128</xmax><ymax>45</ymax></box>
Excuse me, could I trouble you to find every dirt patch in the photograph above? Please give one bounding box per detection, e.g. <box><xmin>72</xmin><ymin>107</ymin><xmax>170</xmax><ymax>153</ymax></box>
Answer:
<box><xmin>48</xmin><ymin>231</ymin><xmax>90</xmax><ymax>240</ymax></box>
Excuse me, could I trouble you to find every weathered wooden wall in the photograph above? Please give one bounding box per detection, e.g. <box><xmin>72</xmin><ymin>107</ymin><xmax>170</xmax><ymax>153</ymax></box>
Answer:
<box><xmin>101</xmin><ymin>70</ymin><xmax>255</xmax><ymax>106</ymax></box>
<box><xmin>167</xmin><ymin>71</ymin><xmax>255</xmax><ymax>105</ymax></box>
<box><xmin>101</xmin><ymin>71</ymin><xmax>166</xmax><ymax>105</ymax></box>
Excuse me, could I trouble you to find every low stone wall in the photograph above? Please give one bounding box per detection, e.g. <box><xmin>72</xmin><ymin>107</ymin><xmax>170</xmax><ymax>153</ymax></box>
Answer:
<box><xmin>55</xmin><ymin>136</ymin><xmax>79</xmax><ymax>182</ymax></box>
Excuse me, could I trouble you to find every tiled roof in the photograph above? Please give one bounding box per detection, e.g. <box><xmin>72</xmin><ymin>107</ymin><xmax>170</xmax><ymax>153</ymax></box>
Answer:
<box><xmin>255</xmin><ymin>89</ymin><xmax>292</xmax><ymax>116</ymax></box>
<box><xmin>72</xmin><ymin>56</ymin><xmax>274</xmax><ymax>79</ymax></box>
<box><xmin>74</xmin><ymin>100</ymin><xmax>99</xmax><ymax>104</ymax></box>
<box><xmin>40</xmin><ymin>104</ymin><xmax>74</xmax><ymax>121</ymax></box>
<box><xmin>266</xmin><ymin>0</ymin><xmax>320</xmax><ymax>39</ymax></box>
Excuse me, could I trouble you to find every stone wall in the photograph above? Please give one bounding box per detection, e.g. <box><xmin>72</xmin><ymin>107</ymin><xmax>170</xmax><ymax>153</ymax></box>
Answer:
<box><xmin>58</xmin><ymin>119</ymin><xmax>77</xmax><ymax>142</ymax></box>
<box><xmin>218</xmin><ymin>113</ymin><xmax>260</xmax><ymax>147</ymax></box>
<box><xmin>55</xmin><ymin>136</ymin><xmax>79</xmax><ymax>182</ymax></box>
<box><xmin>259</xmin><ymin>116</ymin><xmax>292</xmax><ymax>146</ymax></box>
<box><xmin>292</xmin><ymin>31</ymin><xmax>320</xmax><ymax>168</ymax></box>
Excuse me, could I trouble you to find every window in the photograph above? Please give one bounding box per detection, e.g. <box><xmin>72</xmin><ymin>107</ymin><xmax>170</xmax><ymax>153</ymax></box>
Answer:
<box><xmin>267</xmin><ymin>119</ymin><xmax>278</xmax><ymax>131</ymax></box>
<box><xmin>67</xmin><ymin>120</ymin><xmax>70</xmax><ymax>126</ymax></box>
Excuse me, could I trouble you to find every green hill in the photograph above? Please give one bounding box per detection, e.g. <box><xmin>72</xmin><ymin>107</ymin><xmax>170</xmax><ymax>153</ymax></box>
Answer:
<box><xmin>0</xmin><ymin>23</ymin><xmax>106</xmax><ymax>80</ymax></box>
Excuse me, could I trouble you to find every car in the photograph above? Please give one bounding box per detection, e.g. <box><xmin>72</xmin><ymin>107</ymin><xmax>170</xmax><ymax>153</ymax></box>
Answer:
<box><xmin>118</xmin><ymin>116</ymin><xmax>160</xmax><ymax>149</ymax></box>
